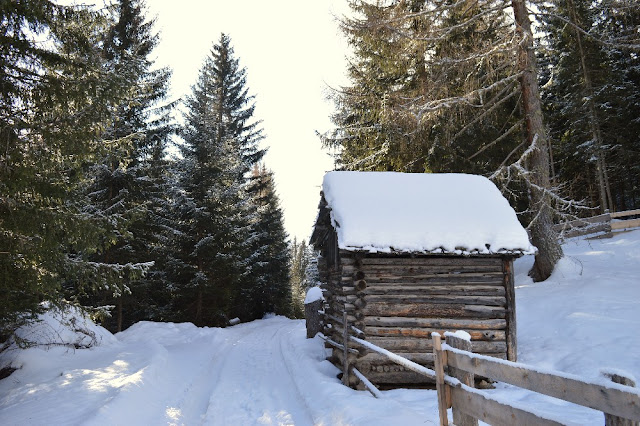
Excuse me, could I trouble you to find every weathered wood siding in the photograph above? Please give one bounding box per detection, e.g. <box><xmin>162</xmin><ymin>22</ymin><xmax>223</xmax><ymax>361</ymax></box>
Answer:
<box><xmin>320</xmin><ymin>252</ymin><xmax>517</xmax><ymax>387</ymax></box>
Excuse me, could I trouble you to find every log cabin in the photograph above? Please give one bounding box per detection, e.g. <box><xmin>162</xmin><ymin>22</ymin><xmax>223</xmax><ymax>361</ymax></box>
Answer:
<box><xmin>310</xmin><ymin>171</ymin><xmax>536</xmax><ymax>388</ymax></box>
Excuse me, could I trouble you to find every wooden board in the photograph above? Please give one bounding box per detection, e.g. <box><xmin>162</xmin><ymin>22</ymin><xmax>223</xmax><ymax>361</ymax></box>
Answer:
<box><xmin>451</xmin><ymin>386</ymin><xmax>564</xmax><ymax>426</ymax></box>
<box><xmin>366</xmin><ymin>326</ymin><xmax>506</xmax><ymax>341</ymax></box>
<box><xmin>363</xmin><ymin>285</ymin><xmax>506</xmax><ymax>296</ymax></box>
<box><xmin>363</xmin><ymin>294</ymin><xmax>506</xmax><ymax>306</ymax></box>
<box><xmin>364</xmin><ymin>316</ymin><xmax>507</xmax><ymax>330</ymax></box>
<box><xmin>447</xmin><ymin>351</ymin><xmax>640</xmax><ymax>421</ymax></box>
<box><xmin>362</xmin><ymin>337</ymin><xmax>506</xmax><ymax>354</ymax></box>
<box><xmin>612</xmin><ymin>218</ymin><xmax>640</xmax><ymax>230</ymax></box>
<box><xmin>363</xmin><ymin>370</ymin><xmax>436</xmax><ymax>385</ymax></box>
<box><xmin>611</xmin><ymin>209</ymin><xmax>640</xmax><ymax>218</ymax></box>
<box><xmin>355</xmin><ymin>352</ymin><xmax>435</xmax><ymax>366</ymax></box>
<box><xmin>340</xmin><ymin>256</ymin><xmax>505</xmax><ymax>267</ymax></box>
<box><xmin>364</xmin><ymin>302</ymin><xmax>506</xmax><ymax>319</ymax></box>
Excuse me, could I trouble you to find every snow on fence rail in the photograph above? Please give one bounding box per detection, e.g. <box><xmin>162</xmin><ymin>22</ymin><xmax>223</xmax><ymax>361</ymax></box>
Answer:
<box><xmin>333</xmin><ymin>321</ymin><xmax>640</xmax><ymax>425</ymax></box>
<box><xmin>434</xmin><ymin>332</ymin><xmax>640</xmax><ymax>425</ymax></box>
<box><xmin>554</xmin><ymin>208</ymin><xmax>640</xmax><ymax>239</ymax></box>
<box><xmin>311</xmin><ymin>299</ymin><xmax>640</xmax><ymax>424</ymax></box>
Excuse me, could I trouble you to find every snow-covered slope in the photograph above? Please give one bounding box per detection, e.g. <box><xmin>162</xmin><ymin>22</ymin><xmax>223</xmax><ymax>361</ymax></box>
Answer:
<box><xmin>1</xmin><ymin>230</ymin><xmax>639</xmax><ymax>425</ymax></box>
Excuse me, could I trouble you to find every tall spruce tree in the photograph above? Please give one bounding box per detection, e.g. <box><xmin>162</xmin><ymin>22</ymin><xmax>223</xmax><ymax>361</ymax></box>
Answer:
<box><xmin>174</xmin><ymin>34</ymin><xmax>265</xmax><ymax>326</ymax></box>
<box><xmin>0</xmin><ymin>1</ymin><xmax>131</xmax><ymax>337</ymax></box>
<box><xmin>75</xmin><ymin>0</ymin><xmax>174</xmax><ymax>332</ymax></box>
<box><xmin>598</xmin><ymin>0</ymin><xmax>640</xmax><ymax>210</ymax></box>
<box><xmin>541</xmin><ymin>0</ymin><xmax>640</xmax><ymax>212</ymax></box>
<box><xmin>238</xmin><ymin>165</ymin><xmax>290</xmax><ymax>321</ymax></box>
<box><xmin>540</xmin><ymin>0</ymin><xmax>615</xmax><ymax>213</ymax></box>
<box><xmin>289</xmin><ymin>238</ymin><xmax>307</xmax><ymax>319</ymax></box>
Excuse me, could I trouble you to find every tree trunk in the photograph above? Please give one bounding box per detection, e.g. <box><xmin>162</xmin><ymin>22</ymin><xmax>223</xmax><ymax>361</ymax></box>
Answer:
<box><xmin>566</xmin><ymin>0</ymin><xmax>611</xmax><ymax>214</ymax></box>
<box><xmin>511</xmin><ymin>0</ymin><xmax>564</xmax><ymax>281</ymax></box>
<box><xmin>196</xmin><ymin>289</ymin><xmax>203</xmax><ymax>325</ymax></box>
<box><xmin>117</xmin><ymin>296</ymin><xmax>123</xmax><ymax>332</ymax></box>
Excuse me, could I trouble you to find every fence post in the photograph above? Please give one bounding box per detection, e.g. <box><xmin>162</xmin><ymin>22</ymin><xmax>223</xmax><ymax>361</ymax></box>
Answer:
<box><xmin>602</xmin><ymin>372</ymin><xmax>640</xmax><ymax>426</ymax></box>
<box><xmin>432</xmin><ymin>333</ymin><xmax>450</xmax><ymax>426</ymax></box>
<box><xmin>304</xmin><ymin>298</ymin><xmax>323</xmax><ymax>338</ymax></box>
<box><xmin>446</xmin><ymin>333</ymin><xmax>478</xmax><ymax>426</ymax></box>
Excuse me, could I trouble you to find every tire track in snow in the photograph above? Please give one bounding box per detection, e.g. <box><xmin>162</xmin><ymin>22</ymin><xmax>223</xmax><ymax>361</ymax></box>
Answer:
<box><xmin>197</xmin><ymin>318</ymin><xmax>316</xmax><ymax>425</ymax></box>
<box><xmin>163</xmin><ymin>325</ymin><xmax>261</xmax><ymax>425</ymax></box>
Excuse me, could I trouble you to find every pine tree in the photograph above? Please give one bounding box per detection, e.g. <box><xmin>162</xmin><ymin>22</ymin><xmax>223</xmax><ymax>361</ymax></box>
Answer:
<box><xmin>540</xmin><ymin>0</ymin><xmax>615</xmax><ymax>213</ymax></box>
<box><xmin>538</xmin><ymin>0</ymin><xmax>640</xmax><ymax>213</ymax></box>
<box><xmin>74</xmin><ymin>0</ymin><xmax>174</xmax><ymax>332</ymax></box>
<box><xmin>0</xmin><ymin>1</ymin><xmax>131</xmax><ymax>337</ymax></box>
<box><xmin>238</xmin><ymin>165</ymin><xmax>290</xmax><ymax>321</ymax></box>
<box><xmin>327</xmin><ymin>0</ymin><xmax>522</xmax><ymax>175</ymax></box>
<box><xmin>173</xmin><ymin>34</ymin><xmax>264</xmax><ymax>326</ymax></box>
<box><xmin>289</xmin><ymin>239</ymin><xmax>319</xmax><ymax>319</ymax></box>
<box><xmin>598</xmin><ymin>0</ymin><xmax>640</xmax><ymax>210</ymax></box>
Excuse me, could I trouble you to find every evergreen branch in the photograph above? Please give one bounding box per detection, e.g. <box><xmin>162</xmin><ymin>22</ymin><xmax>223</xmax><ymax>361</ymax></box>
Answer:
<box><xmin>531</xmin><ymin>10</ymin><xmax>640</xmax><ymax>51</ymax></box>
<box><xmin>412</xmin><ymin>72</ymin><xmax>523</xmax><ymax>120</ymax></box>
<box><xmin>468</xmin><ymin>118</ymin><xmax>523</xmax><ymax>160</ymax></box>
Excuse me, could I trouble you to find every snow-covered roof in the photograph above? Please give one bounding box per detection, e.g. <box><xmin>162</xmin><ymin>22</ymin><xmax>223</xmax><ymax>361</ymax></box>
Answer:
<box><xmin>316</xmin><ymin>171</ymin><xmax>536</xmax><ymax>255</ymax></box>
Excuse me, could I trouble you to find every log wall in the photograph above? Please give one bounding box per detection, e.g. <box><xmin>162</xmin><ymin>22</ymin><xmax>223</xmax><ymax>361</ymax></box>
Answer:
<box><xmin>319</xmin><ymin>251</ymin><xmax>518</xmax><ymax>388</ymax></box>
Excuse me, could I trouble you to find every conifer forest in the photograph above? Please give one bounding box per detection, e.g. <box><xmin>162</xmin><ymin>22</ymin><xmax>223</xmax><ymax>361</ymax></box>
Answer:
<box><xmin>1</xmin><ymin>0</ymin><xmax>639</xmax><ymax>339</ymax></box>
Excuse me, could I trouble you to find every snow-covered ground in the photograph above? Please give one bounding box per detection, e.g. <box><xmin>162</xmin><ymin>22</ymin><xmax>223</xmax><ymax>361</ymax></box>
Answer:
<box><xmin>1</xmin><ymin>230</ymin><xmax>639</xmax><ymax>425</ymax></box>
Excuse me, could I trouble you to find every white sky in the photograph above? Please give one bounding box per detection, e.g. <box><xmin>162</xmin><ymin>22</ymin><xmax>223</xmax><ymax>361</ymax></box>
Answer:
<box><xmin>145</xmin><ymin>0</ymin><xmax>351</xmax><ymax>242</ymax></box>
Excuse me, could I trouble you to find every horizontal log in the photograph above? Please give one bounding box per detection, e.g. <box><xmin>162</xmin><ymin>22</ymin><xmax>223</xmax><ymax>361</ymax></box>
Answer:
<box><xmin>324</xmin><ymin>318</ymin><xmax>365</xmax><ymax>334</ymax></box>
<box><xmin>612</xmin><ymin>218</ymin><xmax>640</xmax><ymax>230</ymax></box>
<box><xmin>451</xmin><ymin>386</ymin><xmax>564</xmax><ymax>426</ymax></box>
<box><xmin>364</xmin><ymin>316</ymin><xmax>507</xmax><ymax>330</ymax></box>
<box><xmin>318</xmin><ymin>333</ymin><xmax>359</xmax><ymax>355</ymax></box>
<box><xmin>338</xmin><ymin>286</ymin><xmax>361</xmax><ymax>295</ymax></box>
<box><xmin>561</xmin><ymin>222</ymin><xmax>611</xmax><ymax>238</ymax></box>
<box><xmin>361</xmin><ymin>274</ymin><xmax>504</xmax><ymax>285</ymax></box>
<box><xmin>363</xmin><ymin>294</ymin><xmax>506</xmax><ymax>307</ymax></box>
<box><xmin>447</xmin><ymin>351</ymin><xmax>640</xmax><ymax>421</ymax></box>
<box><xmin>611</xmin><ymin>209</ymin><xmax>640</xmax><ymax>218</ymax></box>
<box><xmin>352</xmin><ymin>270</ymin><xmax>365</xmax><ymax>280</ymax></box>
<box><xmin>341</xmin><ymin>256</ymin><xmax>504</xmax><ymax>267</ymax></box>
<box><xmin>362</xmin><ymin>337</ymin><xmax>506</xmax><ymax>354</ymax></box>
<box><xmin>333</xmin><ymin>294</ymin><xmax>363</xmax><ymax>304</ymax></box>
<box><xmin>364</xmin><ymin>285</ymin><xmax>506</xmax><ymax>297</ymax></box>
<box><xmin>356</xmin><ymin>352</ymin><xmax>435</xmax><ymax>366</ymax></box>
<box><xmin>342</xmin><ymin>265</ymin><xmax>503</xmax><ymax>277</ymax></box>
<box><xmin>553</xmin><ymin>213</ymin><xmax>611</xmax><ymax>231</ymax></box>
<box><xmin>361</xmin><ymin>278</ymin><xmax>505</xmax><ymax>287</ymax></box>
<box><xmin>360</xmin><ymin>370</ymin><xmax>436</xmax><ymax>385</ymax></box>
<box><xmin>327</xmin><ymin>303</ymin><xmax>364</xmax><ymax>319</ymax></box>
<box><xmin>329</xmin><ymin>301</ymin><xmax>357</xmax><ymax>311</ymax></box>
<box><xmin>366</xmin><ymin>326</ymin><xmax>506</xmax><ymax>341</ymax></box>
<box><xmin>364</xmin><ymin>302</ymin><xmax>506</xmax><ymax>319</ymax></box>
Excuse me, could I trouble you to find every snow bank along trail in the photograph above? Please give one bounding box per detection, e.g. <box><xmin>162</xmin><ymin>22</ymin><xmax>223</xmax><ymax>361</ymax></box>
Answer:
<box><xmin>0</xmin><ymin>316</ymin><xmax>436</xmax><ymax>425</ymax></box>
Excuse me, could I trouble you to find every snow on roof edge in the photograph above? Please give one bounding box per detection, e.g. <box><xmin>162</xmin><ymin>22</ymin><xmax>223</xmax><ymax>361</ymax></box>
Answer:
<box><xmin>321</xmin><ymin>171</ymin><xmax>537</xmax><ymax>256</ymax></box>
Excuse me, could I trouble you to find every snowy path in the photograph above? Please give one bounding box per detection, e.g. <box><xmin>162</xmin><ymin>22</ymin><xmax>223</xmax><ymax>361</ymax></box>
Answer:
<box><xmin>0</xmin><ymin>317</ymin><xmax>437</xmax><ymax>425</ymax></box>
<box><xmin>195</xmin><ymin>321</ymin><xmax>315</xmax><ymax>425</ymax></box>
<box><xmin>4</xmin><ymin>230</ymin><xmax>640</xmax><ymax>425</ymax></box>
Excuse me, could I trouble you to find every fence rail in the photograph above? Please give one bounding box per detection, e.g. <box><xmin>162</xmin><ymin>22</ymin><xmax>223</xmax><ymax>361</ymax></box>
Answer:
<box><xmin>554</xmin><ymin>208</ymin><xmax>640</xmax><ymax>239</ymax></box>
<box><xmin>338</xmin><ymin>324</ymin><xmax>640</xmax><ymax>425</ymax></box>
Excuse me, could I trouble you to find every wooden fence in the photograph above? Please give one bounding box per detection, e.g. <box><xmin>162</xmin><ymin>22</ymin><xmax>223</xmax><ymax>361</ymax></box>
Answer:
<box><xmin>554</xmin><ymin>209</ymin><xmax>640</xmax><ymax>239</ymax></box>
<box><xmin>318</xmin><ymin>316</ymin><xmax>640</xmax><ymax>426</ymax></box>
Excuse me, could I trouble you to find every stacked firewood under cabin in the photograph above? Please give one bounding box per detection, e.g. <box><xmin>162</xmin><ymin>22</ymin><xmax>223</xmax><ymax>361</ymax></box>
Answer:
<box><xmin>310</xmin><ymin>171</ymin><xmax>535</xmax><ymax>388</ymax></box>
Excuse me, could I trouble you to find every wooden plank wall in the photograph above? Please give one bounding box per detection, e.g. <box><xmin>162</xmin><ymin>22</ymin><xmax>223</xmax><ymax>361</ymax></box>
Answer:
<box><xmin>327</xmin><ymin>254</ymin><xmax>516</xmax><ymax>386</ymax></box>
